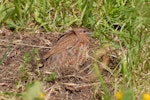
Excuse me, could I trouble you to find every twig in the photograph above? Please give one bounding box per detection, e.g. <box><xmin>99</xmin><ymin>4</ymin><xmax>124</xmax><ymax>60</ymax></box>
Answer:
<box><xmin>60</xmin><ymin>75</ymin><xmax>90</xmax><ymax>82</ymax></box>
<box><xmin>62</xmin><ymin>82</ymin><xmax>101</xmax><ymax>89</ymax></box>
<box><xmin>0</xmin><ymin>39</ymin><xmax>51</xmax><ymax>49</ymax></box>
<box><xmin>45</xmin><ymin>86</ymin><xmax>54</xmax><ymax>100</ymax></box>
<box><xmin>0</xmin><ymin>83</ymin><xmax>6</xmax><ymax>86</ymax></box>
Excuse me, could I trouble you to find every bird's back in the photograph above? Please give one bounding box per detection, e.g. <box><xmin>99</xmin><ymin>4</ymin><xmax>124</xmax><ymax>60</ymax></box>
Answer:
<box><xmin>43</xmin><ymin>31</ymin><xmax>78</xmax><ymax>59</ymax></box>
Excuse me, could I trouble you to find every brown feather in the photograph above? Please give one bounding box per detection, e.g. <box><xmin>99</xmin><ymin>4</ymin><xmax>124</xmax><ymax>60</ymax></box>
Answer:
<box><xmin>43</xmin><ymin>31</ymin><xmax>78</xmax><ymax>59</ymax></box>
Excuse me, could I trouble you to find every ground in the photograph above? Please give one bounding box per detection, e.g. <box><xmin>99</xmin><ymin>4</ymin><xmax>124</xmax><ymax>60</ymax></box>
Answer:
<box><xmin>0</xmin><ymin>28</ymin><xmax>119</xmax><ymax>100</ymax></box>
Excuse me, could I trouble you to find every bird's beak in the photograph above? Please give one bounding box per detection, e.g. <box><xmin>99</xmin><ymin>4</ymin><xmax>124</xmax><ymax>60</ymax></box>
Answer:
<box><xmin>87</xmin><ymin>31</ymin><xmax>93</xmax><ymax>35</ymax></box>
<box><xmin>88</xmin><ymin>31</ymin><xmax>93</xmax><ymax>35</ymax></box>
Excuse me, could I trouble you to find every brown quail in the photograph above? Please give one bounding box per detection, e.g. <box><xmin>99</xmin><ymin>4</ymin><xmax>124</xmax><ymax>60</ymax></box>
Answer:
<box><xmin>43</xmin><ymin>28</ymin><xmax>92</xmax><ymax>75</ymax></box>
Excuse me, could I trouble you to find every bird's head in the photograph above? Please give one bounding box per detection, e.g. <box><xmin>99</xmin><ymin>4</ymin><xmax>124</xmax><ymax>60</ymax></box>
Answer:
<box><xmin>73</xmin><ymin>27</ymin><xmax>92</xmax><ymax>35</ymax></box>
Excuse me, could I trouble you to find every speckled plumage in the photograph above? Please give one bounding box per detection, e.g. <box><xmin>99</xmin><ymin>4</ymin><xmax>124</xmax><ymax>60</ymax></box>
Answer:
<box><xmin>43</xmin><ymin>28</ymin><xmax>91</xmax><ymax>75</ymax></box>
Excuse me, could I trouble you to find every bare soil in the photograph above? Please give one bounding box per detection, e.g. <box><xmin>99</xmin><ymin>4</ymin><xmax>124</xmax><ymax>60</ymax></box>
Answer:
<box><xmin>0</xmin><ymin>28</ymin><xmax>117</xmax><ymax>100</ymax></box>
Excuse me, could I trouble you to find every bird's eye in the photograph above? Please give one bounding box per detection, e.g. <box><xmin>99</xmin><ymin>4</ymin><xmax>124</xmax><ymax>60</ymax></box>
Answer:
<box><xmin>83</xmin><ymin>30</ymin><xmax>86</xmax><ymax>33</ymax></box>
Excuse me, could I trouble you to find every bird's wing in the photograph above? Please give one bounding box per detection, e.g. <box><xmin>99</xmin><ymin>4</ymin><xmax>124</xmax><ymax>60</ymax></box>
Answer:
<box><xmin>43</xmin><ymin>31</ymin><xmax>78</xmax><ymax>59</ymax></box>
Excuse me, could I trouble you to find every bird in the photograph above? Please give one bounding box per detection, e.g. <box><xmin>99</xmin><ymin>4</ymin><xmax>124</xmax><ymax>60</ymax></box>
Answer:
<box><xmin>43</xmin><ymin>27</ymin><xmax>92</xmax><ymax>75</ymax></box>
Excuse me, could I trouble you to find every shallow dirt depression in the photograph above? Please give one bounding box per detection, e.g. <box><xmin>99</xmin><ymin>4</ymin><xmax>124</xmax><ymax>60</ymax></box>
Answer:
<box><xmin>0</xmin><ymin>29</ymin><xmax>116</xmax><ymax>100</ymax></box>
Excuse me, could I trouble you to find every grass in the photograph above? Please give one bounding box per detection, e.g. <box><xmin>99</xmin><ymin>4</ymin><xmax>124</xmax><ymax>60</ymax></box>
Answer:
<box><xmin>0</xmin><ymin>0</ymin><xmax>150</xmax><ymax>100</ymax></box>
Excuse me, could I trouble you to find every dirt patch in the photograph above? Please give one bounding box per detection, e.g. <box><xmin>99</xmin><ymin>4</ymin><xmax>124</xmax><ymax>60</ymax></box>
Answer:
<box><xmin>0</xmin><ymin>29</ymin><xmax>117</xmax><ymax>100</ymax></box>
